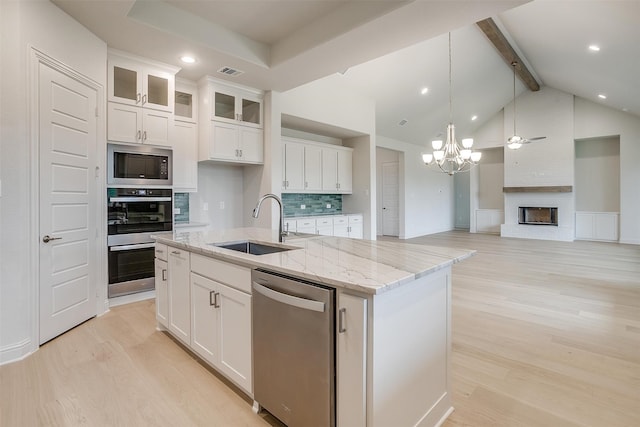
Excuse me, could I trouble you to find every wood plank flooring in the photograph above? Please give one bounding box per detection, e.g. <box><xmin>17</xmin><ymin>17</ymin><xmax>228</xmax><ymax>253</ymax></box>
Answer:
<box><xmin>2</xmin><ymin>231</ymin><xmax>639</xmax><ymax>426</ymax></box>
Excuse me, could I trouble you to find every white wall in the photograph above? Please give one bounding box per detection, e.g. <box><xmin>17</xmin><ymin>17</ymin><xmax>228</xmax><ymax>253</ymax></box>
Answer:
<box><xmin>189</xmin><ymin>163</ymin><xmax>246</xmax><ymax>230</ymax></box>
<box><xmin>0</xmin><ymin>0</ymin><xmax>107</xmax><ymax>363</ymax></box>
<box><xmin>575</xmin><ymin>137</ymin><xmax>620</xmax><ymax>212</ymax></box>
<box><xmin>281</xmin><ymin>76</ymin><xmax>377</xmax><ymax>239</ymax></box>
<box><xmin>377</xmin><ymin>135</ymin><xmax>454</xmax><ymax>239</ymax></box>
<box><xmin>574</xmin><ymin>97</ymin><xmax>640</xmax><ymax>244</ymax></box>
<box><xmin>504</xmin><ymin>87</ymin><xmax>575</xmax><ymax>187</ymax></box>
<box><xmin>344</xmin><ymin>135</ymin><xmax>376</xmax><ymax>239</ymax></box>
<box><xmin>477</xmin><ymin>148</ymin><xmax>504</xmax><ymax>209</ymax></box>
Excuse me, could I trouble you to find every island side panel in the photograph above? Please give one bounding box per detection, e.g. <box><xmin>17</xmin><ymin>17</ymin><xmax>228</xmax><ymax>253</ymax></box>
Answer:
<box><xmin>369</xmin><ymin>267</ymin><xmax>453</xmax><ymax>427</ymax></box>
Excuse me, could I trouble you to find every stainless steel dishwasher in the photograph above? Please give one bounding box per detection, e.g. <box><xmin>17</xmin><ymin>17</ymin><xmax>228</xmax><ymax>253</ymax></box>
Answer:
<box><xmin>252</xmin><ymin>269</ymin><xmax>335</xmax><ymax>427</ymax></box>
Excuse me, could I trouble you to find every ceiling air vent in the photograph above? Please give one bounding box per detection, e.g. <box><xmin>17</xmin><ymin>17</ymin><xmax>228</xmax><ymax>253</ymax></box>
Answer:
<box><xmin>398</xmin><ymin>119</ymin><xmax>408</xmax><ymax>126</ymax></box>
<box><xmin>217</xmin><ymin>66</ymin><xmax>244</xmax><ymax>77</ymax></box>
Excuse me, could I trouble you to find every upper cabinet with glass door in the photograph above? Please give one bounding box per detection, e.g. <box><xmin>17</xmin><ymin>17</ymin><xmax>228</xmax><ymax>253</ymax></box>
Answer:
<box><xmin>108</xmin><ymin>49</ymin><xmax>179</xmax><ymax>113</ymax></box>
<box><xmin>211</xmin><ymin>84</ymin><xmax>263</xmax><ymax>128</ymax></box>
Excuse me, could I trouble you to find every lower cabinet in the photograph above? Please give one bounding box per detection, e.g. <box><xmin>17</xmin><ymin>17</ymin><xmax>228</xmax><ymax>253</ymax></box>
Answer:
<box><xmin>168</xmin><ymin>247</ymin><xmax>191</xmax><ymax>345</ymax></box>
<box><xmin>159</xmin><ymin>248</ymin><xmax>253</xmax><ymax>395</ymax></box>
<box><xmin>154</xmin><ymin>258</ymin><xmax>169</xmax><ymax>328</ymax></box>
<box><xmin>337</xmin><ymin>292</ymin><xmax>367</xmax><ymax>427</ymax></box>
<box><xmin>190</xmin><ymin>271</ymin><xmax>253</xmax><ymax>393</ymax></box>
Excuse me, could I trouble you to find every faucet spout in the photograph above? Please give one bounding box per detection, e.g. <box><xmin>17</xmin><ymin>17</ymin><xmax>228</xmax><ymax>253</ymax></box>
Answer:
<box><xmin>252</xmin><ymin>193</ymin><xmax>287</xmax><ymax>243</ymax></box>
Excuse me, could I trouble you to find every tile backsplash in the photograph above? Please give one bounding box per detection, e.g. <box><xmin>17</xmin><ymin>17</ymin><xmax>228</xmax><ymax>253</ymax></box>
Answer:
<box><xmin>283</xmin><ymin>193</ymin><xmax>342</xmax><ymax>217</ymax></box>
<box><xmin>174</xmin><ymin>192</ymin><xmax>190</xmax><ymax>223</ymax></box>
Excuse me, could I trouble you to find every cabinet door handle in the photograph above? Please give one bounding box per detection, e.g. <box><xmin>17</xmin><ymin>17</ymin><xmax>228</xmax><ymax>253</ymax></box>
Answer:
<box><xmin>162</xmin><ymin>269</ymin><xmax>167</xmax><ymax>281</ymax></box>
<box><xmin>137</xmin><ymin>93</ymin><xmax>141</xmax><ymax>104</ymax></box>
<box><xmin>142</xmin><ymin>94</ymin><xmax>147</xmax><ymax>105</ymax></box>
<box><xmin>209</xmin><ymin>290</ymin><xmax>215</xmax><ymax>306</ymax></box>
<box><xmin>214</xmin><ymin>292</ymin><xmax>220</xmax><ymax>308</ymax></box>
<box><xmin>338</xmin><ymin>307</ymin><xmax>347</xmax><ymax>333</ymax></box>
<box><xmin>137</xmin><ymin>130</ymin><xmax>141</xmax><ymax>140</ymax></box>
<box><xmin>239</xmin><ymin>149</ymin><xmax>243</xmax><ymax>157</ymax></box>
<box><xmin>143</xmin><ymin>131</ymin><xmax>147</xmax><ymax>141</ymax></box>
<box><xmin>171</xmin><ymin>250</ymin><xmax>180</xmax><ymax>255</ymax></box>
<box><xmin>305</xmin><ymin>181</ymin><xmax>308</xmax><ymax>188</ymax></box>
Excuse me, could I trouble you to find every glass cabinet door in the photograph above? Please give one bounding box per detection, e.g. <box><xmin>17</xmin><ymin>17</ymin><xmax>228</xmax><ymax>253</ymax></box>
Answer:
<box><xmin>146</xmin><ymin>74</ymin><xmax>169</xmax><ymax>108</ymax></box>
<box><xmin>175</xmin><ymin>90</ymin><xmax>193</xmax><ymax>120</ymax></box>
<box><xmin>113</xmin><ymin>66</ymin><xmax>139</xmax><ymax>103</ymax></box>
<box><xmin>214</xmin><ymin>92</ymin><xmax>236</xmax><ymax>120</ymax></box>
<box><xmin>241</xmin><ymin>98</ymin><xmax>261</xmax><ymax>125</ymax></box>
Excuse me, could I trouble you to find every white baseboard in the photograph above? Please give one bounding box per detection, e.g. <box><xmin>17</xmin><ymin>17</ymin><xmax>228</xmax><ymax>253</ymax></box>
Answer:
<box><xmin>0</xmin><ymin>338</ymin><xmax>33</xmax><ymax>366</ymax></box>
<box><xmin>109</xmin><ymin>290</ymin><xmax>155</xmax><ymax>308</ymax></box>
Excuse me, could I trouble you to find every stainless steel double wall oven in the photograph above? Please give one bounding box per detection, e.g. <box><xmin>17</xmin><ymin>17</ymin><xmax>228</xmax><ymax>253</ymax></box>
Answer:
<box><xmin>107</xmin><ymin>143</ymin><xmax>173</xmax><ymax>298</ymax></box>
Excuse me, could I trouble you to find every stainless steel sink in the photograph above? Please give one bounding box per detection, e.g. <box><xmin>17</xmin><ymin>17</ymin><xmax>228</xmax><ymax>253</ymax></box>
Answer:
<box><xmin>211</xmin><ymin>241</ymin><xmax>295</xmax><ymax>255</ymax></box>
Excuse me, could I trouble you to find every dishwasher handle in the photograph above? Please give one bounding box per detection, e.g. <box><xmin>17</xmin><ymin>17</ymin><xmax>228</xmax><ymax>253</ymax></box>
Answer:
<box><xmin>253</xmin><ymin>282</ymin><xmax>325</xmax><ymax>313</ymax></box>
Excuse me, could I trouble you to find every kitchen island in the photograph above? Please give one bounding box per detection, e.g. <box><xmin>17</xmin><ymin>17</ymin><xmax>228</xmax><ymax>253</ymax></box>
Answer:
<box><xmin>154</xmin><ymin>227</ymin><xmax>474</xmax><ymax>427</ymax></box>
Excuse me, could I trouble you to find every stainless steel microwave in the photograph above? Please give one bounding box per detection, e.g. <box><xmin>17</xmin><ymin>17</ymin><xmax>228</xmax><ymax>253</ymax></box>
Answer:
<box><xmin>107</xmin><ymin>143</ymin><xmax>172</xmax><ymax>186</ymax></box>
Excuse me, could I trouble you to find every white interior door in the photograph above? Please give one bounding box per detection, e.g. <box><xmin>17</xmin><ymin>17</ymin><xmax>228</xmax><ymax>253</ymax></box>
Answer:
<box><xmin>39</xmin><ymin>62</ymin><xmax>98</xmax><ymax>345</ymax></box>
<box><xmin>382</xmin><ymin>162</ymin><xmax>399</xmax><ymax>236</ymax></box>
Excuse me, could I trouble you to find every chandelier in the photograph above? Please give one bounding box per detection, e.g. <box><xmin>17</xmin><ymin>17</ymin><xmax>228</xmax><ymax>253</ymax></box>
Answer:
<box><xmin>422</xmin><ymin>33</ymin><xmax>481</xmax><ymax>175</ymax></box>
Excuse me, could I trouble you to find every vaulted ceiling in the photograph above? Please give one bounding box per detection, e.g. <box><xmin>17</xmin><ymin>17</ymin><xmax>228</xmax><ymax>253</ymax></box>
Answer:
<box><xmin>52</xmin><ymin>0</ymin><xmax>640</xmax><ymax>145</ymax></box>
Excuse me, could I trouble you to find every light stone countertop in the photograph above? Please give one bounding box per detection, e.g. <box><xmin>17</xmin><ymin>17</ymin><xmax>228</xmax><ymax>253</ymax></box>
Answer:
<box><xmin>154</xmin><ymin>227</ymin><xmax>475</xmax><ymax>295</ymax></box>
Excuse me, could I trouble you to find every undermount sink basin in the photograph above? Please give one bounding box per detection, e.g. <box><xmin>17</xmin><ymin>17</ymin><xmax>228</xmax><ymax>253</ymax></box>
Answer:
<box><xmin>211</xmin><ymin>241</ymin><xmax>295</xmax><ymax>256</ymax></box>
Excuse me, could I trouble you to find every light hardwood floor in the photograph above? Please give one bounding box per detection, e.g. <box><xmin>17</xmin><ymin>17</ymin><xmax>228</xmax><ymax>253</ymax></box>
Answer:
<box><xmin>1</xmin><ymin>231</ymin><xmax>639</xmax><ymax>426</ymax></box>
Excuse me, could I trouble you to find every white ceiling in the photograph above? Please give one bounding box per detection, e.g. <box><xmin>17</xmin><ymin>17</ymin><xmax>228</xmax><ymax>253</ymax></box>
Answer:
<box><xmin>52</xmin><ymin>0</ymin><xmax>640</xmax><ymax>145</ymax></box>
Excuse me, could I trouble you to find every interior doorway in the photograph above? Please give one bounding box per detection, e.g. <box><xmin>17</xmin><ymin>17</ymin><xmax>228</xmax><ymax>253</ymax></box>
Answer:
<box><xmin>376</xmin><ymin>147</ymin><xmax>400</xmax><ymax>237</ymax></box>
<box><xmin>35</xmin><ymin>52</ymin><xmax>99</xmax><ymax>344</ymax></box>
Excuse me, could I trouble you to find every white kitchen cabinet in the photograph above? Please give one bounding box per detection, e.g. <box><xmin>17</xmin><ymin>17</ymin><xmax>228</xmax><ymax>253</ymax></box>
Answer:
<box><xmin>190</xmin><ymin>254</ymin><xmax>252</xmax><ymax>393</ymax></box>
<box><xmin>212</xmin><ymin>86</ymin><xmax>262</xmax><ymax>128</ymax></box>
<box><xmin>175</xmin><ymin>78</ymin><xmax>197</xmax><ymax>123</ymax></box>
<box><xmin>304</xmin><ymin>144</ymin><xmax>323</xmax><ymax>191</ymax></box>
<box><xmin>282</xmin><ymin>140</ymin><xmax>305</xmax><ymax>191</ymax></box>
<box><xmin>337</xmin><ymin>292</ymin><xmax>368</xmax><ymax>427</ymax></box>
<box><xmin>108</xmin><ymin>50</ymin><xmax>178</xmax><ymax>113</ymax></box>
<box><xmin>168</xmin><ymin>247</ymin><xmax>191</xmax><ymax>345</ymax></box>
<box><xmin>190</xmin><ymin>272</ymin><xmax>219</xmax><ymax>366</ymax></box>
<box><xmin>154</xmin><ymin>243</ymin><xmax>168</xmax><ymax>329</ymax></box>
<box><xmin>296</xmin><ymin>218</ymin><xmax>316</xmax><ymax>234</ymax></box>
<box><xmin>333</xmin><ymin>216</ymin><xmax>349</xmax><ymax>237</ymax></box>
<box><xmin>316</xmin><ymin>217</ymin><xmax>333</xmax><ymax>236</ymax></box>
<box><xmin>199</xmin><ymin>77</ymin><xmax>264</xmax><ymax>165</ymax></box>
<box><xmin>205</xmin><ymin>121</ymin><xmax>263</xmax><ymax>164</ymax></box>
<box><xmin>322</xmin><ymin>147</ymin><xmax>353</xmax><ymax>193</ymax></box>
<box><xmin>282</xmin><ymin>139</ymin><xmax>323</xmax><ymax>192</ymax></box>
<box><xmin>333</xmin><ymin>215</ymin><xmax>363</xmax><ymax>239</ymax></box>
<box><xmin>348</xmin><ymin>214</ymin><xmax>363</xmax><ymax>239</ymax></box>
<box><xmin>171</xmin><ymin>120</ymin><xmax>198</xmax><ymax>192</ymax></box>
<box><xmin>107</xmin><ymin>102</ymin><xmax>172</xmax><ymax>146</ymax></box>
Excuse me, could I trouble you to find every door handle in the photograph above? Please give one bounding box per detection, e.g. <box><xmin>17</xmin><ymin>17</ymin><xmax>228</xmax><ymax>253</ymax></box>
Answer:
<box><xmin>338</xmin><ymin>307</ymin><xmax>347</xmax><ymax>333</ymax></box>
<box><xmin>42</xmin><ymin>235</ymin><xmax>62</xmax><ymax>243</ymax></box>
<box><xmin>142</xmin><ymin>94</ymin><xmax>147</xmax><ymax>105</ymax></box>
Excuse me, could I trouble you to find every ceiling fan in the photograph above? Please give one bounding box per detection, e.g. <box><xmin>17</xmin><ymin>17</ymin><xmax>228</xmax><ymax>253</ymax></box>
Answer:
<box><xmin>507</xmin><ymin>61</ymin><xmax>546</xmax><ymax>149</ymax></box>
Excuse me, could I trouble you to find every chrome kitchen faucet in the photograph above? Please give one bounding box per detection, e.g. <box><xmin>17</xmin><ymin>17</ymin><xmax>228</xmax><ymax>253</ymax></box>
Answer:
<box><xmin>252</xmin><ymin>194</ymin><xmax>288</xmax><ymax>243</ymax></box>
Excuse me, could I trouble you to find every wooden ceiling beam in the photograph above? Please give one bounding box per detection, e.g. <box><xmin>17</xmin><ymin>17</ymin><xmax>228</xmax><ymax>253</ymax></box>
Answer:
<box><xmin>476</xmin><ymin>17</ymin><xmax>540</xmax><ymax>91</ymax></box>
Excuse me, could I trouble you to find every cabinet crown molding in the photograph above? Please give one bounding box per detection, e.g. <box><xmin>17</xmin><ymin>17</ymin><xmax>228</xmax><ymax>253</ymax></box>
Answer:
<box><xmin>107</xmin><ymin>48</ymin><xmax>181</xmax><ymax>74</ymax></box>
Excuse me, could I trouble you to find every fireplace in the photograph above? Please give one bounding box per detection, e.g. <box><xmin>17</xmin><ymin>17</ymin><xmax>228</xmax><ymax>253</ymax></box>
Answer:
<box><xmin>518</xmin><ymin>207</ymin><xmax>558</xmax><ymax>226</ymax></box>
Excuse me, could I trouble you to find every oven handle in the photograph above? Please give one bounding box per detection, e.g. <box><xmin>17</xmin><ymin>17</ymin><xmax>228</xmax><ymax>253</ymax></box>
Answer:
<box><xmin>109</xmin><ymin>243</ymin><xmax>156</xmax><ymax>252</ymax></box>
<box><xmin>109</xmin><ymin>197</ymin><xmax>172</xmax><ymax>203</ymax></box>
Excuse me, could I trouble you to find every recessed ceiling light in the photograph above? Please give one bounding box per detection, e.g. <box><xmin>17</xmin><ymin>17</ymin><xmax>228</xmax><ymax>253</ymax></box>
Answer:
<box><xmin>421</xmin><ymin>87</ymin><xmax>429</xmax><ymax>95</ymax></box>
<box><xmin>623</xmin><ymin>108</ymin><xmax>629</xmax><ymax>112</ymax></box>
<box><xmin>598</xmin><ymin>94</ymin><xmax>607</xmax><ymax>99</ymax></box>
<box><xmin>180</xmin><ymin>56</ymin><xmax>196</xmax><ymax>64</ymax></box>
<box><xmin>588</xmin><ymin>45</ymin><xmax>600</xmax><ymax>52</ymax></box>
<box><xmin>471</xmin><ymin>115</ymin><xmax>478</xmax><ymax>121</ymax></box>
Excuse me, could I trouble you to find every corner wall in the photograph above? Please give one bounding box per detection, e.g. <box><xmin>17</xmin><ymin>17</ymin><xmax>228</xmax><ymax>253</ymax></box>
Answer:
<box><xmin>574</xmin><ymin>97</ymin><xmax>640</xmax><ymax>244</ymax></box>
<box><xmin>377</xmin><ymin>135</ymin><xmax>454</xmax><ymax>239</ymax></box>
